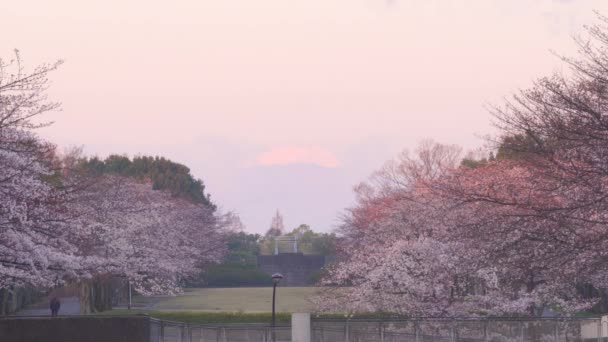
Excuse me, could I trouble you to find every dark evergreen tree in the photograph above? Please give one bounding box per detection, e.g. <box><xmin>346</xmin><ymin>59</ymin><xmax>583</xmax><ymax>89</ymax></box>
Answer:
<box><xmin>80</xmin><ymin>155</ymin><xmax>215</xmax><ymax>209</ymax></box>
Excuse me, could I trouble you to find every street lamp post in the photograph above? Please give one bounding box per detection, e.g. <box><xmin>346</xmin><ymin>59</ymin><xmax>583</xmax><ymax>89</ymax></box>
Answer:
<box><xmin>128</xmin><ymin>280</ymin><xmax>132</xmax><ymax>310</ymax></box>
<box><xmin>271</xmin><ymin>273</ymin><xmax>283</xmax><ymax>342</ymax></box>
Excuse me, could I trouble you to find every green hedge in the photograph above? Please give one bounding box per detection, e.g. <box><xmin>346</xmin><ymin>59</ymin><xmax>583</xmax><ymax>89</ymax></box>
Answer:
<box><xmin>104</xmin><ymin>310</ymin><xmax>291</xmax><ymax>324</ymax></box>
<box><xmin>104</xmin><ymin>310</ymin><xmax>411</xmax><ymax>323</ymax></box>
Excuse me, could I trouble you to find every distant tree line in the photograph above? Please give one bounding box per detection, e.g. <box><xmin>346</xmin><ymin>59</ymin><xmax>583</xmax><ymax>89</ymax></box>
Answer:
<box><xmin>81</xmin><ymin>155</ymin><xmax>215</xmax><ymax>210</ymax></box>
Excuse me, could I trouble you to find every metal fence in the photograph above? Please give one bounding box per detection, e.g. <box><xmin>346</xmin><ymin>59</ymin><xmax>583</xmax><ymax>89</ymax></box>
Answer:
<box><xmin>149</xmin><ymin>318</ymin><xmax>291</xmax><ymax>342</ymax></box>
<box><xmin>311</xmin><ymin>318</ymin><xmax>605</xmax><ymax>342</ymax></box>
<box><xmin>7</xmin><ymin>314</ymin><xmax>605</xmax><ymax>342</ymax></box>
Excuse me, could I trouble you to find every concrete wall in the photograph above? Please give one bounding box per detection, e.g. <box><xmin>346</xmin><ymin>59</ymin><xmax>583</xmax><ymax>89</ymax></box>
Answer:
<box><xmin>257</xmin><ymin>253</ymin><xmax>325</xmax><ymax>286</ymax></box>
<box><xmin>0</xmin><ymin>316</ymin><xmax>150</xmax><ymax>342</ymax></box>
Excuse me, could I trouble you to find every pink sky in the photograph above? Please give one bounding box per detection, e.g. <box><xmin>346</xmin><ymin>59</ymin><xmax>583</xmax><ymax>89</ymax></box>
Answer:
<box><xmin>2</xmin><ymin>0</ymin><xmax>606</xmax><ymax>233</ymax></box>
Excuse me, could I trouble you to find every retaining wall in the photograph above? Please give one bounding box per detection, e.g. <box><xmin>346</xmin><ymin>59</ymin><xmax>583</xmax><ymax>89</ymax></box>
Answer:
<box><xmin>257</xmin><ymin>253</ymin><xmax>325</xmax><ymax>286</ymax></box>
<box><xmin>0</xmin><ymin>315</ymin><xmax>150</xmax><ymax>342</ymax></box>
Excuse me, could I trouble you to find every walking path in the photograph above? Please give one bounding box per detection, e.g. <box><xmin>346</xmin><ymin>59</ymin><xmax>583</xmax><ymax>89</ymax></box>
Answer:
<box><xmin>15</xmin><ymin>296</ymin><xmax>80</xmax><ymax>316</ymax></box>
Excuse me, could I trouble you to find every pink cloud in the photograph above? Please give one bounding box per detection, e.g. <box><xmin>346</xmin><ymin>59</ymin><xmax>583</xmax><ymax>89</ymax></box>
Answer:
<box><xmin>255</xmin><ymin>146</ymin><xmax>340</xmax><ymax>168</ymax></box>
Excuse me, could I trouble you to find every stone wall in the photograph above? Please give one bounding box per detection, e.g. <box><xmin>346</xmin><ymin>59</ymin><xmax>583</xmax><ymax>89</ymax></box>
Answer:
<box><xmin>257</xmin><ymin>253</ymin><xmax>325</xmax><ymax>286</ymax></box>
<box><xmin>0</xmin><ymin>316</ymin><xmax>150</xmax><ymax>342</ymax></box>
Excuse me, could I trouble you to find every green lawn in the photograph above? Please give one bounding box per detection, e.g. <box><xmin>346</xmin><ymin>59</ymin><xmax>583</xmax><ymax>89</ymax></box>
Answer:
<box><xmin>135</xmin><ymin>287</ymin><xmax>320</xmax><ymax>313</ymax></box>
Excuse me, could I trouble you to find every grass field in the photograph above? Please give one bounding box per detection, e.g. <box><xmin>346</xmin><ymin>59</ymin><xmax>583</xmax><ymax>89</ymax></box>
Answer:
<box><xmin>134</xmin><ymin>287</ymin><xmax>321</xmax><ymax>313</ymax></box>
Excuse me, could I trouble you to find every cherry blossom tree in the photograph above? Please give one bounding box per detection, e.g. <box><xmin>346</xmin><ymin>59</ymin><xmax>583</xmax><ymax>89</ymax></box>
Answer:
<box><xmin>321</xmin><ymin>15</ymin><xmax>608</xmax><ymax>317</ymax></box>
<box><xmin>490</xmin><ymin>13</ymin><xmax>608</xmax><ymax>231</ymax></box>
<box><xmin>0</xmin><ymin>130</ymin><xmax>80</xmax><ymax>288</ymax></box>
<box><xmin>0</xmin><ymin>52</ymin><xmax>230</xmax><ymax>314</ymax></box>
<box><xmin>0</xmin><ymin>50</ymin><xmax>62</xmax><ymax>131</ymax></box>
<box><xmin>0</xmin><ymin>51</ymin><xmax>77</xmax><ymax>289</ymax></box>
<box><xmin>59</xmin><ymin>165</ymin><xmax>229</xmax><ymax>312</ymax></box>
<box><xmin>435</xmin><ymin>160</ymin><xmax>600</xmax><ymax>315</ymax></box>
<box><xmin>321</xmin><ymin>142</ymin><xmax>602</xmax><ymax>316</ymax></box>
<box><xmin>317</xmin><ymin>142</ymin><xmax>476</xmax><ymax>316</ymax></box>
<box><xmin>457</xmin><ymin>13</ymin><xmax>608</xmax><ymax>314</ymax></box>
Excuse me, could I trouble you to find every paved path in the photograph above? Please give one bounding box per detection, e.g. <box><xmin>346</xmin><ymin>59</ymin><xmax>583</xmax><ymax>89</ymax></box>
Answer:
<box><xmin>15</xmin><ymin>296</ymin><xmax>80</xmax><ymax>316</ymax></box>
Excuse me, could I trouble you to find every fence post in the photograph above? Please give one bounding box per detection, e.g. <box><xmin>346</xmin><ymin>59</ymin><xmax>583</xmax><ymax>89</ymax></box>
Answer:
<box><xmin>484</xmin><ymin>320</ymin><xmax>488</xmax><ymax>342</ymax></box>
<box><xmin>520</xmin><ymin>321</ymin><xmax>525</xmax><ymax>342</ymax></box>
<box><xmin>415</xmin><ymin>321</ymin><xmax>420</xmax><ymax>342</ymax></box>
<box><xmin>292</xmin><ymin>313</ymin><xmax>311</xmax><ymax>342</ymax></box>
<box><xmin>451</xmin><ymin>320</ymin><xmax>456</xmax><ymax>342</ymax></box>
<box><xmin>379</xmin><ymin>322</ymin><xmax>384</xmax><ymax>342</ymax></box>
<box><xmin>222</xmin><ymin>327</ymin><xmax>227</xmax><ymax>342</ymax></box>
<box><xmin>554</xmin><ymin>321</ymin><xmax>558</xmax><ymax>342</ymax></box>
<box><xmin>160</xmin><ymin>321</ymin><xmax>165</xmax><ymax>342</ymax></box>
<box><xmin>345</xmin><ymin>319</ymin><xmax>350</xmax><ymax>342</ymax></box>
<box><xmin>602</xmin><ymin>316</ymin><xmax>608</xmax><ymax>342</ymax></box>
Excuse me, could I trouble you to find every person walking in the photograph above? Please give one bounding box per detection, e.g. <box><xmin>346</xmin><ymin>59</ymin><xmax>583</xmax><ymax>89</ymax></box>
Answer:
<box><xmin>49</xmin><ymin>297</ymin><xmax>61</xmax><ymax>316</ymax></box>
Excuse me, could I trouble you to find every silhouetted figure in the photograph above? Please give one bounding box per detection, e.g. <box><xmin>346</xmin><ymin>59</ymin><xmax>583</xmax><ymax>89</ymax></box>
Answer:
<box><xmin>49</xmin><ymin>297</ymin><xmax>61</xmax><ymax>316</ymax></box>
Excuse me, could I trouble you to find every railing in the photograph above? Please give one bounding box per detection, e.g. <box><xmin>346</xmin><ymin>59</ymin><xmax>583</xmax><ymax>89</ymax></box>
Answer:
<box><xmin>5</xmin><ymin>313</ymin><xmax>606</xmax><ymax>342</ymax></box>
<box><xmin>149</xmin><ymin>318</ymin><xmax>291</xmax><ymax>342</ymax></box>
<box><xmin>311</xmin><ymin>317</ymin><xmax>604</xmax><ymax>342</ymax></box>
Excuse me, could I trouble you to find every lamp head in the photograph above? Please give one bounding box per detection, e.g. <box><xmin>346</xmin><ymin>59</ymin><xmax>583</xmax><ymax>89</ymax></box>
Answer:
<box><xmin>272</xmin><ymin>273</ymin><xmax>284</xmax><ymax>284</ymax></box>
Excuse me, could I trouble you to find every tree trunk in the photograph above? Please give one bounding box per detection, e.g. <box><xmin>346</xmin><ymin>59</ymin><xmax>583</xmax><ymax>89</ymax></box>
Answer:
<box><xmin>79</xmin><ymin>281</ymin><xmax>93</xmax><ymax>314</ymax></box>
<box><xmin>92</xmin><ymin>279</ymin><xmax>113</xmax><ymax>312</ymax></box>
<box><xmin>0</xmin><ymin>288</ymin><xmax>7</xmax><ymax>316</ymax></box>
<box><xmin>80</xmin><ymin>277</ymin><xmax>114</xmax><ymax>313</ymax></box>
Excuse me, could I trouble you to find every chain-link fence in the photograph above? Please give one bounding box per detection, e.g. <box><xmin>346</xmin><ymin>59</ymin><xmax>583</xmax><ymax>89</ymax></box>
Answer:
<box><xmin>149</xmin><ymin>318</ymin><xmax>291</xmax><ymax>342</ymax></box>
<box><xmin>311</xmin><ymin>317</ymin><xmax>604</xmax><ymax>342</ymax></box>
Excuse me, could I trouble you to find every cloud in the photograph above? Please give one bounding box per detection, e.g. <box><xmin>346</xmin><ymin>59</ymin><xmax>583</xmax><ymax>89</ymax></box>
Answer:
<box><xmin>254</xmin><ymin>146</ymin><xmax>340</xmax><ymax>168</ymax></box>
